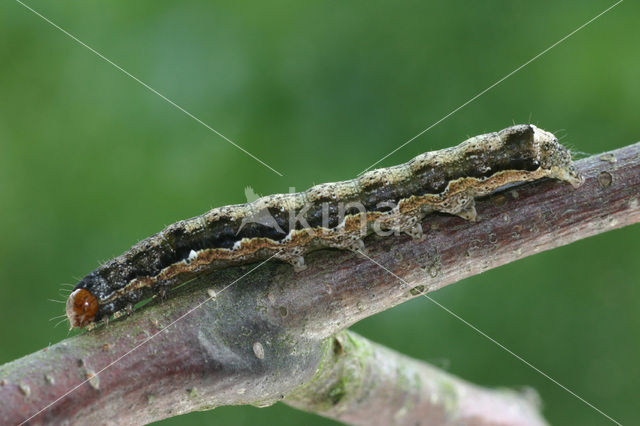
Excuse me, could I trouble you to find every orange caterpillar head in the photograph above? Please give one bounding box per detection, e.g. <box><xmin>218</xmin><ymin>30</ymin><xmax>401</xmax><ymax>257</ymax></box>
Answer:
<box><xmin>66</xmin><ymin>289</ymin><xmax>99</xmax><ymax>329</ymax></box>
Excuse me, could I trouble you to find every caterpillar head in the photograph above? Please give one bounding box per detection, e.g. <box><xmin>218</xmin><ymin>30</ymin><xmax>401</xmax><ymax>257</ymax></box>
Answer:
<box><xmin>66</xmin><ymin>288</ymin><xmax>99</xmax><ymax>329</ymax></box>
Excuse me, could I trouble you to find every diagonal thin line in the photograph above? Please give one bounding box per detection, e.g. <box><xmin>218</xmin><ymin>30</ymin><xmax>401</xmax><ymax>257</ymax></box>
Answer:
<box><xmin>358</xmin><ymin>0</ymin><xmax>623</xmax><ymax>176</ymax></box>
<box><xmin>20</xmin><ymin>254</ymin><xmax>278</xmax><ymax>425</ymax></box>
<box><xmin>353</xmin><ymin>249</ymin><xmax>622</xmax><ymax>426</ymax></box>
<box><xmin>14</xmin><ymin>0</ymin><xmax>284</xmax><ymax>177</ymax></box>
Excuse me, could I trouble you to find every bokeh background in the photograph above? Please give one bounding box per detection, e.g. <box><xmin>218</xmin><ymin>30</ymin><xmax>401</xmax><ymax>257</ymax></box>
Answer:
<box><xmin>1</xmin><ymin>1</ymin><xmax>638</xmax><ymax>424</ymax></box>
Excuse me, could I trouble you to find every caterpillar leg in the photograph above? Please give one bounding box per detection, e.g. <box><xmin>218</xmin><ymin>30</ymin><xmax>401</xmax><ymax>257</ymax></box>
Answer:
<box><xmin>404</xmin><ymin>222</ymin><xmax>425</xmax><ymax>240</ymax></box>
<box><xmin>455</xmin><ymin>203</ymin><xmax>477</xmax><ymax>222</ymax></box>
<box><xmin>274</xmin><ymin>251</ymin><xmax>307</xmax><ymax>272</ymax></box>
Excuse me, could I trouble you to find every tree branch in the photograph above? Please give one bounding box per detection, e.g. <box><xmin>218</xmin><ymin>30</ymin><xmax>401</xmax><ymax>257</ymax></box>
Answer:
<box><xmin>1</xmin><ymin>142</ymin><xmax>638</xmax><ymax>425</ymax></box>
<box><xmin>286</xmin><ymin>330</ymin><xmax>547</xmax><ymax>426</ymax></box>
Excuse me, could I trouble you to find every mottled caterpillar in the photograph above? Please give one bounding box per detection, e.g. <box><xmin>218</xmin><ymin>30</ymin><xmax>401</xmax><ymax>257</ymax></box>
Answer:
<box><xmin>66</xmin><ymin>124</ymin><xmax>581</xmax><ymax>328</ymax></box>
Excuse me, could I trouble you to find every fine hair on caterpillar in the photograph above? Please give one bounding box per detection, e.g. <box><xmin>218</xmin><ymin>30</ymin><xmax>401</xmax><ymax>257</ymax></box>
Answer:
<box><xmin>65</xmin><ymin>124</ymin><xmax>582</xmax><ymax>329</ymax></box>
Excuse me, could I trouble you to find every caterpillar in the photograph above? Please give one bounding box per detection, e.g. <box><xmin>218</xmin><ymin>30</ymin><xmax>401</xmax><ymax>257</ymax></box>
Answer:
<box><xmin>66</xmin><ymin>124</ymin><xmax>581</xmax><ymax>328</ymax></box>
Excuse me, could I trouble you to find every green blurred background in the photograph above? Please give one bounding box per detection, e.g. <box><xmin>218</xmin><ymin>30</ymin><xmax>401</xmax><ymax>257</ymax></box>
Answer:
<box><xmin>1</xmin><ymin>1</ymin><xmax>638</xmax><ymax>424</ymax></box>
